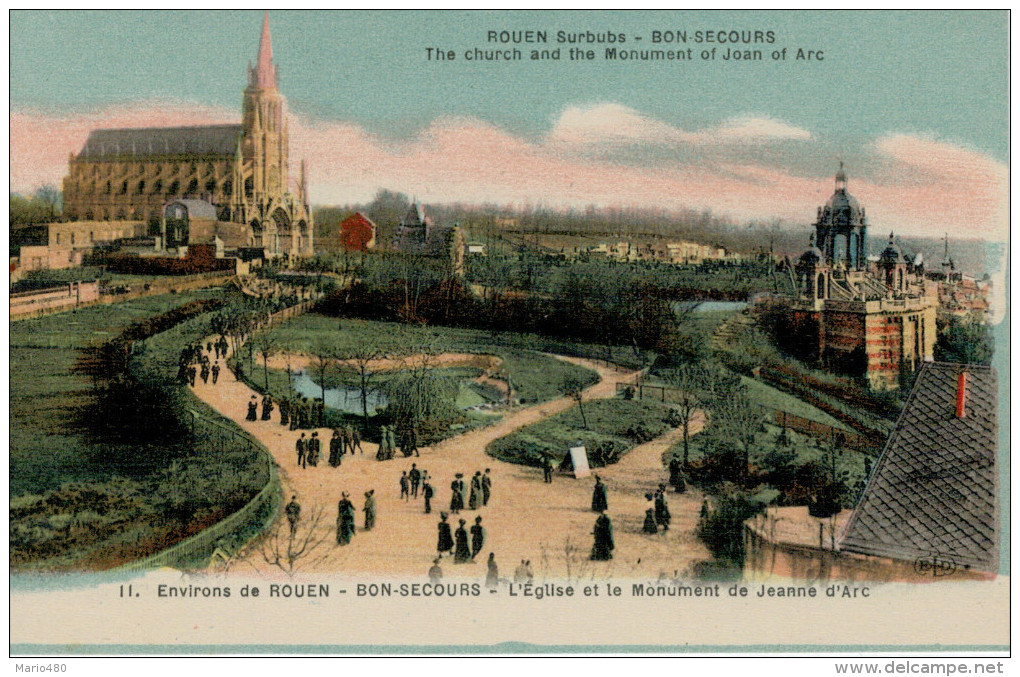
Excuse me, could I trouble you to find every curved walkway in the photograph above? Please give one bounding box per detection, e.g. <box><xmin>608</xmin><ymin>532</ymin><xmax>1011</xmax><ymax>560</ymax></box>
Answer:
<box><xmin>191</xmin><ymin>348</ymin><xmax>710</xmax><ymax>579</ymax></box>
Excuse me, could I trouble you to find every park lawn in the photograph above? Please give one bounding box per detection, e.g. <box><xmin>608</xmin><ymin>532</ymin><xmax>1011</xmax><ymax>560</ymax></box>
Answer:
<box><xmin>486</xmin><ymin>398</ymin><xmax>674</xmax><ymax>468</ymax></box>
<box><xmin>10</xmin><ymin>288</ymin><xmax>225</xmax><ymax>497</ymax></box>
<box><xmin>261</xmin><ymin>314</ymin><xmax>600</xmax><ymax>405</ymax></box>
<box><xmin>738</xmin><ymin>376</ymin><xmax>851</xmax><ymax>431</ymax></box>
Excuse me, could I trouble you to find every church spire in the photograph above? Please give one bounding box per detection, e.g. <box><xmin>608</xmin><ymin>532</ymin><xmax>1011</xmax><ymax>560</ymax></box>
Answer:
<box><xmin>255</xmin><ymin>12</ymin><xmax>277</xmax><ymax>89</ymax></box>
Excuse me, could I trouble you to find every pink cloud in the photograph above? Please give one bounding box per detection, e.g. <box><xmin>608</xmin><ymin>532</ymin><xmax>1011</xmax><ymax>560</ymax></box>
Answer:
<box><xmin>9</xmin><ymin>102</ymin><xmax>1007</xmax><ymax>241</ymax></box>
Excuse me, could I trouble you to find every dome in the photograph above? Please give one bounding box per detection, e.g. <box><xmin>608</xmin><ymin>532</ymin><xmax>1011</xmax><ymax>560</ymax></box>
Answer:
<box><xmin>799</xmin><ymin>246</ymin><xmax>824</xmax><ymax>264</ymax></box>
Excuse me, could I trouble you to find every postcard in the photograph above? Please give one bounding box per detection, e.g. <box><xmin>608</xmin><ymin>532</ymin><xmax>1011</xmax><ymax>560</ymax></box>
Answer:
<box><xmin>8</xmin><ymin>9</ymin><xmax>1009</xmax><ymax>660</ymax></box>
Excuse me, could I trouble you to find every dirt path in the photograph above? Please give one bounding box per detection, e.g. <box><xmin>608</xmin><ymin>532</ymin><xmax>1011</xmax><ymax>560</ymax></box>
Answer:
<box><xmin>191</xmin><ymin>347</ymin><xmax>710</xmax><ymax>580</ymax></box>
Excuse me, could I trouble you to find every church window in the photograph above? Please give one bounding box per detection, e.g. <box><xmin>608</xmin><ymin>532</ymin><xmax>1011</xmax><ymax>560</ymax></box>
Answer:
<box><xmin>104</xmin><ymin>181</ymin><xmax>111</xmax><ymax>194</ymax></box>
<box><xmin>206</xmin><ymin>178</ymin><xmax>217</xmax><ymax>193</ymax></box>
<box><xmin>223</xmin><ymin>179</ymin><xmax>233</xmax><ymax>196</ymax></box>
<box><xmin>244</xmin><ymin>177</ymin><xmax>254</xmax><ymax>197</ymax></box>
<box><xmin>168</xmin><ymin>180</ymin><xmax>179</xmax><ymax>195</ymax></box>
<box><xmin>119</xmin><ymin>180</ymin><xmax>128</xmax><ymax>194</ymax></box>
<box><xmin>153</xmin><ymin>179</ymin><xmax>162</xmax><ymax>193</ymax></box>
<box><xmin>136</xmin><ymin>180</ymin><xmax>145</xmax><ymax>194</ymax></box>
<box><xmin>187</xmin><ymin>178</ymin><xmax>198</xmax><ymax>194</ymax></box>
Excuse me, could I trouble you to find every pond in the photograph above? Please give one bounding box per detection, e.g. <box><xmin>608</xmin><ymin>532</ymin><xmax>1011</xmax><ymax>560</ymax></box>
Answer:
<box><xmin>290</xmin><ymin>370</ymin><xmax>389</xmax><ymax>416</ymax></box>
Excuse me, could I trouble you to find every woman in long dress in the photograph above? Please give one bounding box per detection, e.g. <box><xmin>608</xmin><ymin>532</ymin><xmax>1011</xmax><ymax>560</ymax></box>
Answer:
<box><xmin>468</xmin><ymin>472</ymin><xmax>482</xmax><ymax>510</ymax></box>
<box><xmin>454</xmin><ymin>519</ymin><xmax>472</xmax><ymax>563</ymax></box>
<box><xmin>450</xmin><ymin>474</ymin><xmax>465</xmax><ymax>513</ymax></box>
<box><xmin>363</xmin><ymin>490</ymin><xmax>376</xmax><ymax>531</ymax></box>
<box><xmin>485</xmin><ymin>553</ymin><xmax>499</xmax><ymax>588</ymax></box>
<box><xmin>436</xmin><ymin>513</ymin><xmax>454</xmax><ymax>555</ymax></box>
<box><xmin>336</xmin><ymin>493</ymin><xmax>356</xmax><ymax>545</ymax></box>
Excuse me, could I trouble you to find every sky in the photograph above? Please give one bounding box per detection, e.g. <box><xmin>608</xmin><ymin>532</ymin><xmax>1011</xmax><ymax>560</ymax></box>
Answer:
<box><xmin>9</xmin><ymin>10</ymin><xmax>1009</xmax><ymax>241</ymax></box>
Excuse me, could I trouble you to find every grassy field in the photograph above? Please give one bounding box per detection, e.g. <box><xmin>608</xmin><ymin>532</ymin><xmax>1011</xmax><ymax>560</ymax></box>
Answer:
<box><xmin>9</xmin><ymin>289</ymin><xmax>278</xmax><ymax>570</ymax></box>
<box><xmin>486</xmin><ymin>399</ymin><xmax>674</xmax><ymax>468</ymax></box>
<box><xmin>261</xmin><ymin>314</ymin><xmax>601</xmax><ymax>405</ymax></box>
<box><xmin>10</xmin><ymin>289</ymin><xmax>224</xmax><ymax>497</ymax></box>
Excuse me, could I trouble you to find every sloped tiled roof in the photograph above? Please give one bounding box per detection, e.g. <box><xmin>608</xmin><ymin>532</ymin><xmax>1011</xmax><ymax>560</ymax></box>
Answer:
<box><xmin>80</xmin><ymin>125</ymin><xmax>242</xmax><ymax>158</ymax></box>
<box><xmin>839</xmin><ymin>363</ymin><xmax>998</xmax><ymax>572</ymax></box>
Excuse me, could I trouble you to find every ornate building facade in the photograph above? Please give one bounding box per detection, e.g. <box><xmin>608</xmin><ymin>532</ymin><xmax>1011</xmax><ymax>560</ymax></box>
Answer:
<box><xmin>61</xmin><ymin>14</ymin><xmax>312</xmax><ymax>257</ymax></box>
<box><xmin>775</xmin><ymin>166</ymin><xmax>937</xmax><ymax>390</ymax></box>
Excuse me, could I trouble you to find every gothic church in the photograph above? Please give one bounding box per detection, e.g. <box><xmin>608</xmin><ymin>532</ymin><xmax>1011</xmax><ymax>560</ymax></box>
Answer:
<box><xmin>61</xmin><ymin>14</ymin><xmax>313</xmax><ymax>257</ymax></box>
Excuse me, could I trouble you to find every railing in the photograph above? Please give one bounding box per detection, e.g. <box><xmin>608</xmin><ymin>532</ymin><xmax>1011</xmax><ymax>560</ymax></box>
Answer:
<box><xmin>771</xmin><ymin>409</ymin><xmax>880</xmax><ymax>454</ymax></box>
<box><xmin>114</xmin><ymin>410</ymin><xmax>280</xmax><ymax>572</ymax></box>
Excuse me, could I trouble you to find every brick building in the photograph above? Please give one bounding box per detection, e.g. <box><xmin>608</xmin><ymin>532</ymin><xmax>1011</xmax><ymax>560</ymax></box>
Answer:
<box><xmin>772</xmin><ymin>165</ymin><xmax>937</xmax><ymax>390</ymax></box>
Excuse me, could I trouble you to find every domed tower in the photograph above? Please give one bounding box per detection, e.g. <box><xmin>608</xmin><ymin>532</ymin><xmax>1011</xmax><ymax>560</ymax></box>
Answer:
<box><xmin>878</xmin><ymin>232</ymin><xmax>908</xmax><ymax>292</ymax></box>
<box><xmin>815</xmin><ymin>162</ymin><xmax>868</xmax><ymax>269</ymax></box>
<box><xmin>795</xmin><ymin>233</ymin><xmax>830</xmax><ymax>300</ymax></box>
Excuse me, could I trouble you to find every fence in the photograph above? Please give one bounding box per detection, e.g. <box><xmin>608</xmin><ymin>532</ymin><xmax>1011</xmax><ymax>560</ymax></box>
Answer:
<box><xmin>615</xmin><ymin>380</ymin><xmax>883</xmax><ymax>454</ymax></box>
<box><xmin>770</xmin><ymin>409</ymin><xmax>881</xmax><ymax>454</ymax></box>
<box><xmin>115</xmin><ymin>409</ymin><xmax>281</xmax><ymax>572</ymax></box>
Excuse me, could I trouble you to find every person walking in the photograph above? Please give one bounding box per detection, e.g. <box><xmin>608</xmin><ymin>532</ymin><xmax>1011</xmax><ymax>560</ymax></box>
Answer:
<box><xmin>481</xmin><ymin>469</ymin><xmax>492</xmax><ymax>506</ymax></box>
<box><xmin>654</xmin><ymin>485</ymin><xmax>671</xmax><ymax>531</ymax></box>
<box><xmin>336</xmin><ymin>492</ymin><xmax>356</xmax><ymax>545</ymax></box>
<box><xmin>591</xmin><ymin>475</ymin><xmax>608</xmax><ymax>513</ymax></box>
<box><xmin>409</xmin><ymin>464</ymin><xmax>422</xmax><ymax>498</ymax></box>
<box><xmin>307</xmin><ymin>432</ymin><xmax>321</xmax><ymax>467</ymax></box>
<box><xmin>363</xmin><ymin>490</ymin><xmax>377</xmax><ymax>531</ymax></box>
<box><xmin>450</xmin><ymin>474</ymin><xmax>465</xmax><ymax>513</ymax></box>
<box><xmin>279</xmin><ymin>398</ymin><xmax>290</xmax><ymax>427</ymax></box>
<box><xmin>261</xmin><ymin>395</ymin><xmax>274</xmax><ymax>421</ymax></box>
<box><xmin>285</xmin><ymin>495</ymin><xmax>301</xmax><ymax>535</ymax></box>
<box><xmin>423</xmin><ymin>477</ymin><xmax>434</xmax><ymax>514</ymax></box>
<box><xmin>296</xmin><ymin>433</ymin><xmax>307</xmax><ymax>468</ymax></box>
<box><xmin>329</xmin><ymin>430</ymin><xmax>343</xmax><ymax>467</ymax></box>
<box><xmin>590</xmin><ymin>512</ymin><xmax>614</xmax><ymax>561</ymax></box>
<box><xmin>470</xmin><ymin>516</ymin><xmax>486</xmax><ymax>560</ymax></box>
<box><xmin>211</xmin><ymin>362</ymin><xmax>220</xmax><ymax>384</ymax></box>
<box><xmin>200</xmin><ymin>363</ymin><xmax>210</xmax><ymax>384</ymax></box>
<box><xmin>351</xmin><ymin>427</ymin><xmax>363</xmax><ymax>454</ymax></box>
<box><xmin>542</xmin><ymin>455</ymin><xmax>553</xmax><ymax>483</ymax></box>
<box><xmin>468</xmin><ymin>471</ymin><xmax>483</xmax><ymax>510</ymax></box>
<box><xmin>485</xmin><ymin>553</ymin><xmax>499</xmax><ymax>588</ymax></box>
<box><xmin>246</xmin><ymin>396</ymin><xmax>258</xmax><ymax>421</ymax></box>
<box><xmin>399</xmin><ymin>472</ymin><xmax>410</xmax><ymax>501</ymax></box>
<box><xmin>643</xmin><ymin>493</ymin><xmax>658</xmax><ymax>534</ymax></box>
<box><xmin>454</xmin><ymin>519</ymin><xmax>471</xmax><ymax>564</ymax></box>
<box><xmin>436</xmin><ymin>513</ymin><xmax>454</xmax><ymax>556</ymax></box>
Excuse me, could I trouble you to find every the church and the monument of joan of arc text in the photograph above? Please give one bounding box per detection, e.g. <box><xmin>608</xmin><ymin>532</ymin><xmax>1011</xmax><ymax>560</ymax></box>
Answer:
<box><xmin>61</xmin><ymin>14</ymin><xmax>312</xmax><ymax>257</ymax></box>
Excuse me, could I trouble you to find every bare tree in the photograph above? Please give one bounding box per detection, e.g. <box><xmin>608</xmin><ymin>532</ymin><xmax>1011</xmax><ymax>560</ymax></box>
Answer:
<box><xmin>260</xmin><ymin>505</ymin><xmax>331</xmax><ymax>575</ymax></box>
<box><xmin>712</xmin><ymin>394</ymin><xmax>765</xmax><ymax>487</ymax></box>
<box><xmin>308</xmin><ymin>341</ymin><xmax>337</xmax><ymax>419</ymax></box>
<box><xmin>662</xmin><ymin>364</ymin><xmax>702</xmax><ymax>466</ymax></box>
<box><xmin>252</xmin><ymin>333</ymin><xmax>280</xmax><ymax>391</ymax></box>
<box><xmin>561</xmin><ymin>375</ymin><xmax>588</xmax><ymax>429</ymax></box>
<box><xmin>337</xmin><ymin>338</ymin><xmax>386</xmax><ymax>428</ymax></box>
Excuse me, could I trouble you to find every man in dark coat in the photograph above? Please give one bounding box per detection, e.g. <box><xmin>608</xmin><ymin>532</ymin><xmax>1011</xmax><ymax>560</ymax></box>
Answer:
<box><xmin>279</xmin><ymin>398</ymin><xmax>290</xmax><ymax>426</ymax></box>
<box><xmin>407</xmin><ymin>427</ymin><xmax>419</xmax><ymax>457</ymax></box>
<box><xmin>470</xmin><ymin>516</ymin><xmax>486</xmax><ymax>560</ymax></box>
<box><xmin>211</xmin><ymin>362</ymin><xmax>220</xmax><ymax>384</ymax></box>
<box><xmin>188</xmin><ymin>365</ymin><xmax>197</xmax><ymax>387</ymax></box>
<box><xmin>591</xmin><ymin>475</ymin><xmax>609</xmax><ymax>512</ymax></box>
<box><xmin>423</xmin><ymin>478</ymin><xmax>434</xmax><ymax>514</ymax></box>
<box><xmin>454</xmin><ymin>519</ymin><xmax>472</xmax><ymax>563</ymax></box>
<box><xmin>285</xmin><ymin>495</ymin><xmax>301</xmax><ymax>535</ymax></box>
<box><xmin>590</xmin><ymin>512</ymin><xmax>614</xmax><ymax>561</ymax></box>
<box><xmin>468</xmin><ymin>471</ymin><xmax>483</xmax><ymax>510</ymax></box>
<box><xmin>450</xmin><ymin>474</ymin><xmax>465</xmax><ymax>513</ymax></box>
<box><xmin>409</xmin><ymin>464</ymin><xmax>422</xmax><ymax>498</ymax></box>
<box><xmin>542</xmin><ymin>455</ymin><xmax>553</xmax><ymax>483</ymax></box>
<box><xmin>481</xmin><ymin>469</ymin><xmax>492</xmax><ymax>506</ymax></box>
<box><xmin>246</xmin><ymin>396</ymin><xmax>258</xmax><ymax>421</ymax></box>
<box><xmin>307</xmin><ymin>432</ymin><xmax>321</xmax><ymax>467</ymax></box>
<box><xmin>654</xmin><ymin>485</ymin><xmax>671</xmax><ymax>531</ymax></box>
<box><xmin>200</xmin><ymin>362</ymin><xmax>210</xmax><ymax>384</ymax></box>
<box><xmin>400</xmin><ymin>472</ymin><xmax>410</xmax><ymax>501</ymax></box>
<box><xmin>351</xmin><ymin>427</ymin><xmax>363</xmax><ymax>454</ymax></box>
<box><xmin>436</xmin><ymin>513</ymin><xmax>454</xmax><ymax>555</ymax></box>
<box><xmin>336</xmin><ymin>493</ymin><xmax>356</xmax><ymax>545</ymax></box>
<box><xmin>296</xmin><ymin>433</ymin><xmax>307</xmax><ymax>468</ymax></box>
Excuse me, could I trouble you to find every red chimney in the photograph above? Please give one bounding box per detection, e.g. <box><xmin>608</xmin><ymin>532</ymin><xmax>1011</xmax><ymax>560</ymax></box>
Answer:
<box><xmin>956</xmin><ymin>371</ymin><xmax>967</xmax><ymax>419</ymax></box>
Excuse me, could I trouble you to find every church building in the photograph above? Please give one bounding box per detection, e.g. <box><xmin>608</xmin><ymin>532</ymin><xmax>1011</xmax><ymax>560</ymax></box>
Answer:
<box><xmin>61</xmin><ymin>14</ymin><xmax>313</xmax><ymax>257</ymax></box>
<box><xmin>774</xmin><ymin>165</ymin><xmax>938</xmax><ymax>390</ymax></box>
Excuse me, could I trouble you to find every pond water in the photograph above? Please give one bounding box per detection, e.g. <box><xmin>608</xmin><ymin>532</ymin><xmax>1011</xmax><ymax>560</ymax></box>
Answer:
<box><xmin>290</xmin><ymin>370</ymin><xmax>389</xmax><ymax>416</ymax></box>
<box><xmin>673</xmin><ymin>301</ymin><xmax>747</xmax><ymax>314</ymax></box>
